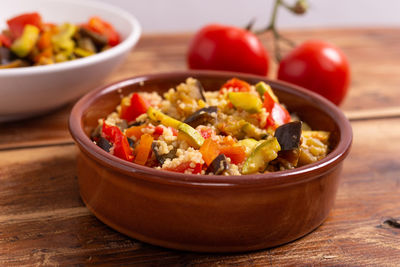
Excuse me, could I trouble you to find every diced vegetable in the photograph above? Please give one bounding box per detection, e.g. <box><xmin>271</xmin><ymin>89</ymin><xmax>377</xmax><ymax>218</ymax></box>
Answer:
<box><xmin>125</xmin><ymin>124</ymin><xmax>146</xmax><ymax>140</ymax></box>
<box><xmin>147</xmin><ymin>107</ymin><xmax>181</xmax><ymax>129</ymax></box>
<box><xmin>237</xmin><ymin>138</ymin><xmax>259</xmax><ymax>157</ymax></box>
<box><xmin>79</xmin><ymin>27</ymin><xmax>108</xmax><ymax>47</ymax></box>
<box><xmin>274</xmin><ymin>121</ymin><xmax>302</xmax><ymax>150</ymax></box>
<box><xmin>256</xmin><ymin>81</ymin><xmax>278</xmax><ymax>102</ymax></box>
<box><xmin>165</xmin><ymin>161</ymin><xmax>203</xmax><ymax>174</ymax></box>
<box><xmin>263</xmin><ymin>90</ymin><xmax>291</xmax><ymax>129</ymax></box>
<box><xmin>7</xmin><ymin>12</ymin><xmax>42</xmax><ymax>38</ymax></box>
<box><xmin>102</xmin><ymin>123</ymin><xmax>133</xmax><ymax>161</ymax></box>
<box><xmin>242</xmin><ymin>122</ymin><xmax>263</xmax><ymax>139</ymax></box>
<box><xmin>96</xmin><ymin>137</ymin><xmax>112</xmax><ymax>152</ymax></box>
<box><xmin>193</xmin><ymin>80</ymin><xmax>207</xmax><ymax>101</ymax></box>
<box><xmin>51</xmin><ymin>23</ymin><xmax>77</xmax><ymax>54</ymax></box>
<box><xmin>199</xmin><ymin>138</ymin><xmax>220</xmax><ymax>165</ymax></box>
<box><xmin>120</xmin><ymin>93</ymin><xmax>150</xmax><ymax>122</ymax></box>
<box><xmin>87</xmin><ymin>16</ymin><xmax>120</xmax><ymax>46</ymax></box>
<box><xmin>0</xmin><ymin>34</ymin><xmax>12</xmax><ymax>48</ymax></box>
<box><xmin>206</xmin><ymin>154</ymin><xmax>229</xmax><ymax>175</ymax></box>
<box><xmin>152</xmin><ymin>141</ymin><xmax>177</xmax><ymax>165</ymax></box>
<box><xmin>228</xmin><ymin>92</ymin><xmax>262</xmax><ymax>113</ymax></box>
<box><xmin>220</xmin><ymin>78</ymin><xmax>251</xmax><ymax>92</ymax></box>
<box><xmin>269</xmin><ymin>102</ymin><xmax>291</xmax><ymax>126</ymax></box>
<box><xmin>219</xmin><ymin>145</ymin><xmax>246</xmax><ymax>164</ymax></box>
<box><xmin>242</xmin><ymin>138</ymin><xmax>281</xmax><ymax>174</ymax></box>
<box><xmin>177</xmin><ymin>123</ymin><xmax>205</xmax><ymax>148</ymax></box>
<box><xmin>134</xmin><ymin>134</ymin><xmax>154</xmax><ymax>165</ymax></box>
<box><xmin>183</xmin><ymin>106</ymin><xmax>217</xmax><ymax>128</ymax></box>
<box><xmin>10</xmin><ymin>25</ymin><xmax>40</xmax><ymax>57</ymax></box>
<box><xmin>37</xmin><ymin>31</ymin><xmax>52</xmax><ymax>50</ymax></box>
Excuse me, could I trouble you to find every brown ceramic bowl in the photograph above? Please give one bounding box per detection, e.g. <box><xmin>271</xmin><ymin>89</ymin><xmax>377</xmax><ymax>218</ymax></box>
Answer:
<box><xmin>69</xmin><ymin>71</ymin><xmax>352</xmax><ymax>252</ymax></box>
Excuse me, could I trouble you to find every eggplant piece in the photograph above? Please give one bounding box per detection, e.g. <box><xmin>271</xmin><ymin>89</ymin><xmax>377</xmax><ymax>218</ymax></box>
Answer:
<box><xmin>0</xmin><ymin>47</ymin><xmax>12</xmax><ymax>65</ymax></box>
<box><xmin>194</xmin><ymin>80</ymin><xmax>207</xmax><ymax>102</ymax></box>
<box><xmin>183</xmin><ymin>106</ymin><xmax>217</xmax><ymax>128</ymax></box>
<box><xmin>96</xmin><ymin>137</ymin><xmax>112</xmax><ymax>152</ymax></box>
<box><xmin>127</xmin><ymin>137</ymin><xmax>135</xmax><ymax>149</ymax></box>
<box><xmin>91</xmin><ymin>124</ymin><xmax>102</xmax><ymax>139</ymax></box>
<box><xmin>0</xmin><ymin>59</ymin><xmax>30</xmax><ymax>69</ymax></box>
<box><xmin>274</xmin><ymin>121</ymin><xmax>302</xmax><ymax>151</ymax></box>
<box><xmin>78</xmin><ymin>27</ymin><xmax>108</xmax><ymax>47</ymax></box>
<box><xmin>206</xmin><ymin>154</ymin><xmax>229</xmax><ymax>175</ymax></box>
<box><xmin>77</xmin><ymin>37</ymin><xmax>97</xmax><ymax>53</ymax></box>
<box><xmin>128</xmin><ymin>120</ymin><xmax>145</xmax><ymax>127</ymax></box>
<box><xmin>152</xmin><ymin>141</ymin><xmax>177</xmax><ymax>165</ymax></box>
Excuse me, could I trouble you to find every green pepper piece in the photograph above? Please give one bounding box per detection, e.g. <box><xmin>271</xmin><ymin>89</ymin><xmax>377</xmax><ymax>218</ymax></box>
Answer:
<box><xmin>242</xmin><ymin>138</ymin><xmax>281</xmax><ymax>174</ymax></box>
<box><xmin>10</xmin><ymin>25</ymin><xmax>39</xmax><ymax>57</ymax></box>
<box><xmin>228</xmin><ymin>92</ymin><xmax>262</xmax><ymax>114</ymax></box>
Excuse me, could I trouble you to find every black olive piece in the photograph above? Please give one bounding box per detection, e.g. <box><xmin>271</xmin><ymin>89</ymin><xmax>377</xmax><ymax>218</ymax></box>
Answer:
<box><xmin>96</xmin><ymin>137</ymin><xmax>112</xmax><ymax>152</ymax></box>
<box><xmin>151</xmin><ymin>141</ymin><xmax>177</xmax><ymax>165</ymax></box>
<box><xmin>274</xmin><ymin>121</ymin><xmax>302</xmax><ymax>151</ymax></box>
<box><xmin>195</xmin><ymin>80</ymin><xmax>207</xmax><ymax>102</ymax></box>
<box><xmin>183</xmin><ymin>106</ymin><xmax>218</xmax><ymax>128</ymax></box>
<box><xmin>206</xmin><ymin>154</ymin><xmax>229</xmax><ymax>175</ymax></box>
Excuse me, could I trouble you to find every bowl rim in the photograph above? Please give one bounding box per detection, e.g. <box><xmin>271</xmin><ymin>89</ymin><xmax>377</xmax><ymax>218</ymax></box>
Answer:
<box><xmin>0</xmin><ymin>0</ymin><xmax>141</xmax><ymax>77</ymax></box>
<box><xmin>69</xmin><ymin>70</ymin><xmax>353</xmax><ymax>188</ymax></box>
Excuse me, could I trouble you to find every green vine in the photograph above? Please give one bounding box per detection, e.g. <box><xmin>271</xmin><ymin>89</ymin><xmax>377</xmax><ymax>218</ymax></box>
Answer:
<box><xmin>249</xmin><ymin>0</ymin><xmax>308</xmax><ymax>62</ymax></box>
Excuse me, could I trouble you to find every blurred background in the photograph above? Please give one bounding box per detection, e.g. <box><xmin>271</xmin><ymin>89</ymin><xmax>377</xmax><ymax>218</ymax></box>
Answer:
<box><xmin>95</xmin><ymin>0</ymin><xmax>400</xmax><ymax>33</ymax></box>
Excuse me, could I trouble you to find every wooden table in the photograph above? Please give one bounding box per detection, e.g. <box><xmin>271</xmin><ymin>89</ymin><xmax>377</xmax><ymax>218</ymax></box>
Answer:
<box><xmin>1</xmin><ymin>28</ymin><xmax>400</xmax><ymax>266</ymax></box>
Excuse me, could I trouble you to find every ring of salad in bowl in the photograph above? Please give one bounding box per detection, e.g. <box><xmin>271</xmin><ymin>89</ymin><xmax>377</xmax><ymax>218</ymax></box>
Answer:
<box><xmin>1</xmin><ymin>12</ymin><xmax>120</xmax><ymax>68</ymax></box>
<box><xmin>91</xmin><ymin>77</ymin><xmax>330</xmax><ymax>176</ymax></box>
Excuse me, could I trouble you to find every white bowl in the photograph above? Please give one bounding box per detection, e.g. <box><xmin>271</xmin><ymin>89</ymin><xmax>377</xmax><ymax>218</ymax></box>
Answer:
<box><xmin>0</xmin><ymin>0</ymin><xmax>141</xmax><ymax>122</ymax></box>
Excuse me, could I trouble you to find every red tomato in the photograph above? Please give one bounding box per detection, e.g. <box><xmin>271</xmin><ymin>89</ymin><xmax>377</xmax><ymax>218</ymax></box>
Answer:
<box><xmin>278</xmin><ymin>40</ymin><xmax>350</xmax><ymax>105</ymax></box>
<box><xmin>187</xmin><ymin>24</ymin><xmax>269</xmax><ymax>76</ymax></box>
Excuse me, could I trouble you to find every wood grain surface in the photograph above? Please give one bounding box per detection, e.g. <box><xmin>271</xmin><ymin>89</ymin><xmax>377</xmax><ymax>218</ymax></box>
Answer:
<box><xmin>1</xmin><ymin>28</ymin><xmax>400</xmax><ymax>266</ymax></box>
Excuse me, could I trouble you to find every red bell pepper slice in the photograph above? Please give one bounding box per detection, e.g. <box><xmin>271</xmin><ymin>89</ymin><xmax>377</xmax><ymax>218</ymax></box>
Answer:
<box><xmin>271</xmin><ymin>103</ymin><xmax>291</xmax><ymax>126</ymax></box>
<box><xmin>0</xmin><ymin>34</ymin><xmax>12</xmax><ymax>48</ymax></box>
<box><xmin>165</xmin><ymin>162</ymin><xmax>203</xmax><ymax>174</ymax></box>
<box><xmin>263</xmin><ymin>92</ymin><xmax>291</xmax><ymax>128</ymax></box>
<box><xmin>7</xmin><ymin>12</ymin><xmax>43</xmax><ymax>38</ymax></box>
<box><xmin>102</xmin><ymin>123</ymin><xmax>133</xmax><ymax>161</ymax></box>
<box><xmin>87</xmin><ymin>16</ymin><xmax>120</xmax><ymax>46</ymax></box>
<box><xmin>220</xmin><ymin>78</ymin><xmax>251</xmax><ymax>93</ymax></box>
<box><xmin>120</xmin><ymin>93</ymin><xmax>150</xmax><ymax>122</ymax></box>
<box><xmin>219</xmin><ymin>145</ymin><xmax>246</xmax><ymax>165</ymax></box>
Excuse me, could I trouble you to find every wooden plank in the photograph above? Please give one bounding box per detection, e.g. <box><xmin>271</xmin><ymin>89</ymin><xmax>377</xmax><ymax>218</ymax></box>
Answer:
<box><xmin>1</xmin><ymin>28</ymin><xmax>400</xmax><ymax>149</ymax></box>
<box><xmin>0</xmin><ymin>119</ymin><xmax>399</xmax><ymax>265</ymax></box>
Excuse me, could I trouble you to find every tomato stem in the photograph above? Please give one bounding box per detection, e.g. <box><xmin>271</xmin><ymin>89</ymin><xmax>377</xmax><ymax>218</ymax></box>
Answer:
<box><xmin>254</xmin><ymin>0</ymin><xmax>308</xmax><ymax>62</ymax></box>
